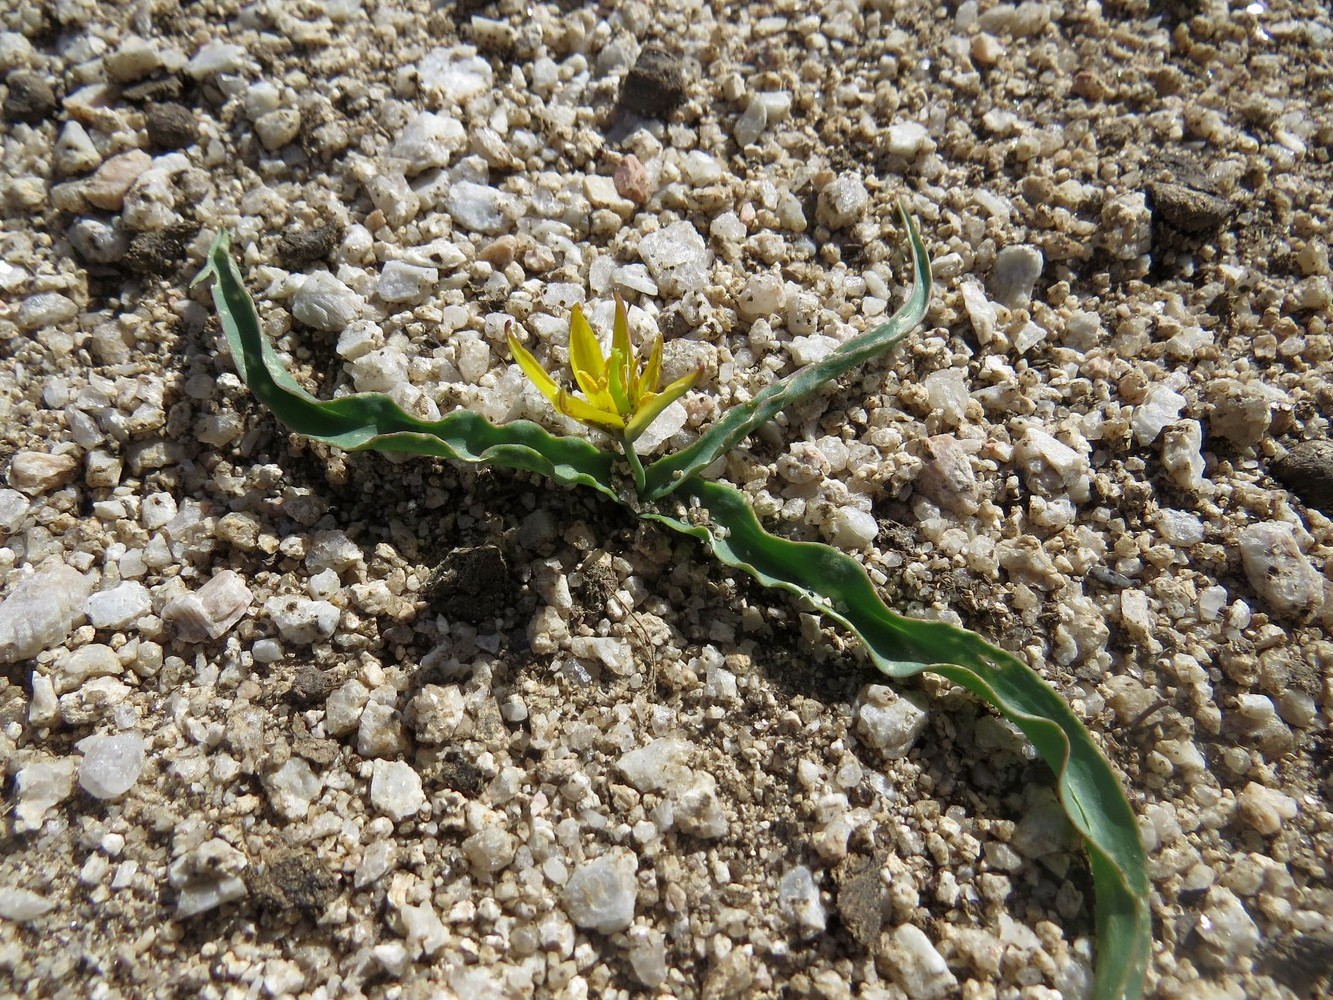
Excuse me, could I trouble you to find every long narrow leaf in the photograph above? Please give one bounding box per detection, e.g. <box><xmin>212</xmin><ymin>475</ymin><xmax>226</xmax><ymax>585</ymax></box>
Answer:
<box><xmin>642</xmin><ymin>478</ymin><xmax>1150</xmax><ymax>1000</ymax></box>
<box><xmin>193</xmin><ymin>232</ymin><xmax>620</xmax><ymax>499</ymax></box>
<box><xmin>643</xmin><ymin>198</ymin><xmax>932</xmax><ymax>500</ymax></box>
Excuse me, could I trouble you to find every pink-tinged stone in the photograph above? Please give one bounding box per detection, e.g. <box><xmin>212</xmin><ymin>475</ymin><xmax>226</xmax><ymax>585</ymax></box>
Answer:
<box><xmin>614</xmin><ymin>154</ymin><xmax>650</xmax><ymax>205</ymax></box>
<box><xmin>84</xmin><ymin>150</ymin><xmax>152</xmax><ymax>211</ymax></box>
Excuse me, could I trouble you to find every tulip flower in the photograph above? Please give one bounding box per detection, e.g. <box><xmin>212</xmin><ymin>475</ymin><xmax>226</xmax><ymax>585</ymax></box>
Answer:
<box><xmin>507</xmin><ymin>292</ymin><xmax>701</xmax><ymax>492</ymax></box>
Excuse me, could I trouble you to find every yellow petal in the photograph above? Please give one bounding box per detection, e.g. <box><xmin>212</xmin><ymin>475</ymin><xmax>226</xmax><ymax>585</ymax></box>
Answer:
<box><xmin>557</xmin><ymin>388</ymin><xmax>625</xmax><ymax>430</ymax></box>
<box><xmin>612</xmin><ymin>293</ymin><xmax>635</xmax><ymax>397</ymax></box>
<box><xmin>568</xmin><ymin>305</ymin><xmax>606</xmax><ymax>384</ymax></box>
<box><xmin>507</xmin><ymin>327</ymin><xmax>560</xmax><ymax>405</ymax></box>
<box><xmin>625</xmin><ymin>365</ymin><xmax>703</xmax><ymax>441</ymax></box>
<box><xmin>574</xmin><ymin>368</ymin><xmax>617</xmax><ymax>412</ymax></box>
<box><xmin>641</xmin><ymin>335</ymin><xmax>663</xmax><ymax>395</ymax></box>
<box><xmin>607</xmin><ymin>348</ymin><xmax>633</xmax><ymax>416</ymax></box>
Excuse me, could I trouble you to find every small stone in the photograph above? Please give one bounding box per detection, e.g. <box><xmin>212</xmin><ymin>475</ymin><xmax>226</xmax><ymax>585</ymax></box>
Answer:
<box><xmin>1156</xmin><ymin>509</ymin><xmax>1205</xmax><ymax>547</ymax></box>
<box><xmin>355</xmin><ymin>840</ymin><xmax>396</xmax><ymax>889</ymax></box>
<box><xmin>145</xmin><ymin>102</ymin><xmax>198</xmax><ymax>150</ymax></box>
<box><xmin>55</xmin><ymin>121</ymin><xmax>102</xmax><ymax>175</ymax></box>
<box><xmin>737</xmin><ymin>273</ymin><xmax>785</xmax><ymax>319</ymax></box>
<box><xmin>857</xmin><ymin>686</ymin><xmax>929</xmax><ymax>758</ymax></box>
<box><xmin>1131</xmin><ymin>382</ymin><xmax>1187</xmax><ymax>445</ymax></box>
<box><xmin>14</xmin><ymin>757</ymin><xmax>77</xmax><ymax>832</ymax></box>
<box><xmin>618</xmin><ymin>738</ymin><xmax>691</xmax><ymax>793</ymax></box>
<box><xmin>882</xmin><ymin>925</ymin><xmax>957</xmax><ymax>1000</ymax></box>
<box><xmin>69</xmin><ymin>217</ymin><xmax>129</xmax><ymax>265</ymax></box>
<box><xmin>1238</xmin><ymin>521</ymin><xmax>1324</xmax><ymax>619</ymax></box>
<box><xmin>265</xmin><ymin>595</ymin><xmax>340</xmax><ymax>644</ymax></box>
<box><xmin>77</xmin><ymin>732</ymin><xmax>147</xmax><ymax>800</ymax></box>
<box><xmin>161</xmin><ymin>569</ymin><xmax>253</xmax><ymax>642</ymax></box>
<box><xmin>390</xmin><ymin>111</ymin><xmax>465</xmax><ymax>172</ymax></box>
<box><xmin>0</xmin><ymin>887</ymin><xmax>56</xmax><ymax>922</ymax></box>
<box><xmin>990</xmin><ymin>244</ymin><xmax>1044</xmax><ymax>308</ymax></box>
<box><xmin>1207</xmin><ymin>379</ymin><xmax>1278</xmax><ymax>448</ymax></box>
<box><xmin>84</xmin><ymin>581</ymin><xmax>152</xmax><ymax>630</ymax></box>
<box><xmin>1100</xmin><ymin>191</ymin><xmax>1153</xmax><ymax>260</ymax></box>
<box><xmin>827</xmin><ymin>507</ymin><xmax>878</xmax><ymax>549</ymax></box>
<box><xmin>628</xmin><ymin>927</ymin><xmax>668</xmax><ymax>987</ymax></box>
<box><xmin>60</xmin><ymin>676</ymin><xmax>131</xmax><ymax>726</ymax></box>
<box><xmin>1236</xmin><ymin>781</ymin><xmax>1298</xmax><ymax>836</ymax></box>
<box><xmin>103</xmin><ymin>36</ymin><xmax>167</xmax><ymax>83</ymax></box>
<box><xmin>638</xmin><ymin>221</ymin><xmax>712</xmax><ymax>296</ymax></box>
<box><xmin>186</xmin><ymin>41</ymin><xmax>250</xmax><ymax>79</ymax></box>
<box><xmin>959</xmin><ymin>280</ymin><xmax>999</xmax><ymax>345</ymax></box>
<box><xmin>326</xmin><ymin>678</ymin><xmax>370</xmax><ymax>736</ymax></box>
<box><xmin>461</xmin><ymin>826</ymin><xmax>517</xmax><ymax>875</ymax></box>
<box><xmin>1148</xmin><ymin>181</ymin><xmax>1233</xmax><ymax>233</ymax></box>
<box><xmin>3</xmin><ymin>69</ymin><xmax>56</xmax><ymax>123</ymax></box>
<box><xmin>915</xmin><ymin>435</ymin><xmax>981</xmax><ymax>515</ymax></box>
<box><xmin>15</xmin><ymin>292</ymin><xmax>79</xmax><ymax>332</ymax></box>
<box><xmin>444</xmin><ymin>180</ymin><xmax>514</xmax><ymax>234</ymax></box>
<box><xmin>816</xmin><ymin>174</ymin><xmax>869</xmax><ymax>230</ymax></box>
<box><xmin>8</xmin><ymin>450</ymin><xmax>79</xmax><ymax>495</ymax></box>
<box><xmin>262</xmin><ymin>758</ymin><xmax>322</xmax><ymax>821</ymax></box>
<box><xmin>84</xmin><ymin>150</ymin><xmax>153</xmax><ymax>212</ymax></box>
<box><xmin>399</xmin><ymin>900</ymin><xmax>448</xmax><ymax>957</ymax></box>
<box><xmin>1015</xmin><ymin>426</ymin><xmax>1091</xmax><ymax>502</ymax></box>
<box><xmin>779</xmin><ymin>865</ymin><xmax>826</xmax><ymax>935</ymax></box>
<box><xmin>378</xmin><ymin>260</ymin><xmax>438</xmax><ymax>304</ymax></box>
<box><xmin>569</xmin><ymin>635</ymin><xmax>634</xmax><ymax>677</ymax></box>
<box><xmin>1162</xmin><ymin>420</ymin><xmax>1206</xmax><ymax>491</ymax></box>
<box><xmin>563</xmin><ymin>850</ymin><xmax>638</xmax><ymax>934</ymax></box>
<box><xmin>358</xmin><ymin>699</ymin><xmax>409</xmax><ymax>758</ymax></box>
<box><xmin>1193</xmin><ymin>886</ymin><xmax>1260</xmax><ymax>969</ymax></box>
<box><xmin>884</xmin><ymin>121</ymin><xmax>930</xmax><ymax>159</ymax></box>
<box><xmin>418</xmin><ymin>46</ymin><xmax>494</xmax><ymax>103</ymax></box>
<box><xmin>614</xmin><ymin>154</ymin><xmax>650</xmax><ymax>204</ymax></box>
<box><xmin>275</xmin><ymin>224</ymin><xmax>340</xmax><ymax>270</ymax></box>
<box><xmin>1272</xmin><ymin>440</ymin><xmax>1333</xmax><ymax>516</ymax></box>
<box><xmin>584</xmin><ymin>175</ymin><xmax>635</xmax><ymax>218</ymax></box>
<box><xmin>364</xmin><ymin>168</ymin><xmax>420</xmax><ymax>227</ymax></box>
<box><xmin>407</xmin><ymin>684</ymin><xmax>466</xmax><ymax>743</ymax></box>
<box><xmin>672</xmin><ymin>771</ymin><xmax>728</xmax><ymax>838</ymax></box>
<box><xmin>619</xmin><ymin>45</ymin><xmax>686</xmax><ymax>117</ymax></box>
<box><xmin>253</xmin><ymin>108</ymin><xmax>301</xmax><ymax>150</ymax></box>
<box><xmin>292</xmin><ymin>271</ymin><xmax>363</xmax><ymax>331</ymax></box>
<box><xmin>0</xmin><ymin>564</ymin><xmax>95</xmax><ymax>664</ymax></box>
<box><xmin>369</xmin><ymin>759</ymin><xmax>426</xmax><ymax>823</ymax></box>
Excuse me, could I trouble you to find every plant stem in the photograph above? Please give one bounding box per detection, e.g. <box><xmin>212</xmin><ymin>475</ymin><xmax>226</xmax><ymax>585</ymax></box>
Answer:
<box><xmin>620</xmin><ymin>434</ymin><xmax>647</xmax><ymax>495</ymax></box>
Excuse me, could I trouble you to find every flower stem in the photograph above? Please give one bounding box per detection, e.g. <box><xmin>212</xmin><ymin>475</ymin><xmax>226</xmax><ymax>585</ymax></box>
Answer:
<box><xmin>619</xmin><ymin>434</ymin><xmax>647</xmax><ymax>495</ymax></box>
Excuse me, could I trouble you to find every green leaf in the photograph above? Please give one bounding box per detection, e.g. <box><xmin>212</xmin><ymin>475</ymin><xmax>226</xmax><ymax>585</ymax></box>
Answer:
<box><xmin>642</xmin><ymin>477</ymin><xmax>1151</xmax><ymax>1000</ymax></box>
<box><xmin>192</xmin><ymin>231</ymin><xmax>621</xmax><ymax>501</ymax></box>
<box><xmin>642</xmin><ymin>198</ymin><xmax>932</xmax><ymax>500</ymax></box>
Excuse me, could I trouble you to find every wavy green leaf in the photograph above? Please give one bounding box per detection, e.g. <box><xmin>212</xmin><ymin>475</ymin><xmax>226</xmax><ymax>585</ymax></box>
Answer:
<box><xmin>642</xmin><ymin>478</ymin><xmax>1150</xmax><ymax>1000</ymax></box>
<box><xmin>642</xmin><ymin>198</ymin><xmax>932</xmax><ymax>500</ymax></box>
<box><xmin>193</xmin><ymin>232</ymin><xmax>620</xmax><ymax>500</ymax></box>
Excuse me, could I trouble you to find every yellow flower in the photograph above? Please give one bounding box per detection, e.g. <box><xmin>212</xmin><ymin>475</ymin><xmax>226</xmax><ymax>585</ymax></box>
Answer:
<box><xmin>507</xmin><ymin>293</ymin><xmax>701</xmax><ymax>444</ymax></box>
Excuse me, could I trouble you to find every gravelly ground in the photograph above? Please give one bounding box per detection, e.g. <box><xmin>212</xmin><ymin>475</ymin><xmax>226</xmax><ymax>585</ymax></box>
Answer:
<box><xmin>1</xmin><ymin>1</ymin><xmax>1331</xmax><ymax>998</ymax></box>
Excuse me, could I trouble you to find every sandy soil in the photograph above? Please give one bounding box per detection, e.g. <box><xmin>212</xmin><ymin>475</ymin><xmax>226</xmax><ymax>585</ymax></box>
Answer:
<box><xmin>1</xmin><ymin>1</ymin><xmax>1331</xmax><ymax>998</ymax></box>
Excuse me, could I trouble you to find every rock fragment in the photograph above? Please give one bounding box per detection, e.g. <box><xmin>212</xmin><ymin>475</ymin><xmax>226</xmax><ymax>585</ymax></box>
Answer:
<box><xmin>77</xmin><ymin>733</ymin><xmax>147</xmax><ymax>800</ymax></box>
<box><xmin>3</xmin><ymin>70</ymin><xmax>56</xmax><ymax>123</ymax></box>
<box><xmin>618</xmin><ymin>45</ymin><xmax>686</xmax><ymax>117</ymax></box>
<box><xmin>563</xmin><ymin>850</ymin><xmax>637</xmax><ymax>933</ymax></box>
<box><xmin>1271</xmin><ymin>440</ymin><xmax>1333</xmax><ymax>515</ymax></box>
<box><xmin>0</xmin><ymin>564</ymin><xmax>94</xmax><ymax>664</ymax></box>
<box><xmin>162</xmin><ymin>570</ymin><xmax>252</xmax><ymax>642</ymax></box>
<box><xmin>1238</xmin><ymin>521</ymin><xmax>1324</xmax><ymax>619</ymax></box>
<box><xmin>369</xmin><ymin>760</ymin><xmax>425</xmax><ymax>823</ymax></box>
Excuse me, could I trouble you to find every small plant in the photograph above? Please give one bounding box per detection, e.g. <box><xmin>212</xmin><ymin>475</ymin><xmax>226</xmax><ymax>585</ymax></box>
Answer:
<box><xmin>194</xmin><ymin>201</ymin><xmax>1150</xmax><ymax>1000</ymax></box>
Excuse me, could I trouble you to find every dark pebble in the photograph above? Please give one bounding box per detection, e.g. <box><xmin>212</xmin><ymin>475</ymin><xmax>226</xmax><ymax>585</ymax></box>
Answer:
<box><xmin>1148</xmin><ymin>180</ymin><xmax>1233</xmax><ymax>233</ymax></box>
<box><xmin>145</xmin><ymin>101</ymin><xmax>198</xmax><ymax>150</ymax></box>
<box><xmin>3</xmin><ymin>70</ymin><xmax>57</xmax><ymax>123</ymax></box>
<box><xmin>250</xmin><ymin>849</ymin><xmax>339</xmax><ymax>916</ymax></box>
<box><xmin>123</xmin><ymin>224</ymin><xmax>195</xmax><ymax>277</ymax></box>
<box><xmin>276</xmin><ymin>223</ymin><xmax>341</xmax><ymax>269</ymax></box>
<box><xmin>618</xmin><ymin>45</ymin><xmax>687</xmax><ymax>118</ymax></box>
<box><xmin>423</xmin><ymin>544</ymin><xmax>513</xmax><ymax>623</ymax></box>
<box><xmin>286</xmin><ymin>665</ymin><xmax>334</xmax><ymax>707</ymax></box>
<box><xmin>1271</xmin><ymin>439</ymin><xmax>1333</xmax><ymax>516</ymax></box>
